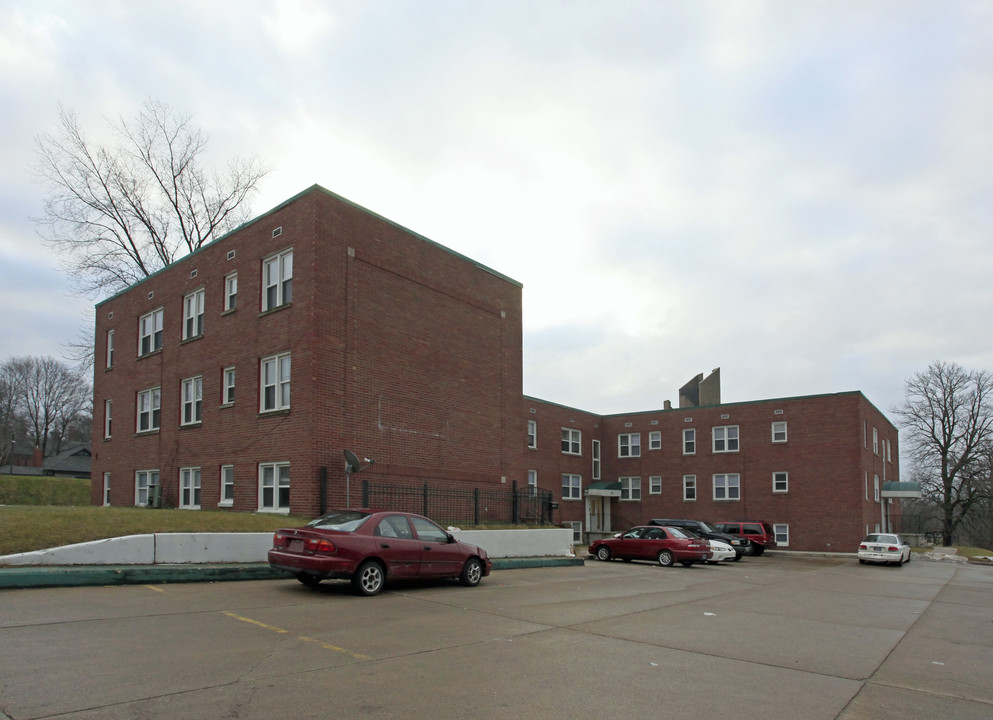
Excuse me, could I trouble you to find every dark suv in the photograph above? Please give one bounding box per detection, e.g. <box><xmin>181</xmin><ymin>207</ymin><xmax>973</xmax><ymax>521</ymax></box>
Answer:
<box><xmin>648</xmin><ymin>519</ymin><xmax>749</xmax><ymax>560</ymax></box>
<box><xmin>713</xmin><ymin>521</ymin><xmax>777</xmax><ymax>556</ymax></box>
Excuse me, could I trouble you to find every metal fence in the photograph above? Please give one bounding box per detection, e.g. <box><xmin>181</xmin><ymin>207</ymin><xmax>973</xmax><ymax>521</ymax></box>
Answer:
<box><xmin>360</xmin><ymin>479</ymin><xmax>555</xmax><ymax>526</ymax></box>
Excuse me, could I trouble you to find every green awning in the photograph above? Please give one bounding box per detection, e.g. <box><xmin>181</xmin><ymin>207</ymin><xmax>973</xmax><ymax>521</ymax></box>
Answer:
<box><xmin>881</xmin><ymin>481</ymin><xmax>922</xmax><ymax>498</ymax></box>
<box><xmin>585</xmin><ymin>481</ymin><xmax>622</xmax><ymax>498</ymax></box>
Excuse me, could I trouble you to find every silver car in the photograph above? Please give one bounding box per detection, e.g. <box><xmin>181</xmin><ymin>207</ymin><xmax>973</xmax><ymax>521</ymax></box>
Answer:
<box><xmin>857</xmin><ymin>533</ymin><xmax>912</xmax><ymax>566</ymax></box>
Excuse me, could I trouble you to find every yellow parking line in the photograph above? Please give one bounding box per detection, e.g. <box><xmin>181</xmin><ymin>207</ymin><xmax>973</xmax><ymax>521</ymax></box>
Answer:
<box><xmin>222</xmin><ymin>611</ymin><xmax>371</xmax><ymax>660</ymax></box>
<box><xmin>223</xmin><ymin>611</ymin><xmax>288</xmax><ymax>633</ymax></box>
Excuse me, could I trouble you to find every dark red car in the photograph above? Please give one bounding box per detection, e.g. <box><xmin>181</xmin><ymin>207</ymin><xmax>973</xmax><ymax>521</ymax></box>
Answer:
<box><xmin>588</xmin><ymin>525</ymin><xmax>712</xmax><ymax>567</ymax></box>
<box><xmin>268</xmin><ymin>509</ymin><xmax>492</xmax><ymax>595</ymax></box>
<box><xmin>713</xmin><ymin>521</ymin><xmax>777</xmax><ymax>556</ymax></box>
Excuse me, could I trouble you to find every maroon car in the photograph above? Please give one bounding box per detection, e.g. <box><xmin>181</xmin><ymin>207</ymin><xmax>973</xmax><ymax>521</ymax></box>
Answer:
<box><xmin>589</xmin><ymin>525</ymin><xmax>712</xmax><ymax>567</ymax></box>
<box><xmin>268</xmin><ymin>509</ymin><xmax>492</xmax><ymax>595</ymax></box>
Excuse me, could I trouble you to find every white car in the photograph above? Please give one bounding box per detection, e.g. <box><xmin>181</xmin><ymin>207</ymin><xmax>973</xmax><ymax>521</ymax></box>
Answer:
<box><xmin>707</xmin><ymin>539</ymin><xmax>736</xmax><ymax>563</ymax></box>
<box><xmin>858</xmin><ymin>533</ymin><xmax>912</xmax><ymax>566</ymax></box>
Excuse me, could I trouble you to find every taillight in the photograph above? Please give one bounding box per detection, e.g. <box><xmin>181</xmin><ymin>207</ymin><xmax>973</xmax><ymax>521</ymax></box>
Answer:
<box><xmin>859</xmin><ymin>544</ymin><xmax>867</xmax><ymax>550</ymax></box>
<box><xmin>273</xmin><ymin>533</ymin><xmax>289</xmax><ymax>548</ymax></box>
<box><xmin>887</xmin><ymin>546</ymin><xmax>898</xmax><ymax>552</ymax></box>
<box><xmin>306</xmin><ymin>538</ymin><xmax>336</xmax><ymax>554</ymax></box>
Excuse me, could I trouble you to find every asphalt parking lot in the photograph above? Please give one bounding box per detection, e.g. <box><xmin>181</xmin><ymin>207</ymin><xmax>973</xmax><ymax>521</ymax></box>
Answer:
<box><xmin>1</xmin><ymin>555</ymin><xmax>991</xmax><ymax>720</ymax></box>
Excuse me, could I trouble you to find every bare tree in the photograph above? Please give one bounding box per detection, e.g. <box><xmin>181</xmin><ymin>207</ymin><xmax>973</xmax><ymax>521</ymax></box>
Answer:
<box><xmin>33</xmin><ymin>99</ymin><xmax>269</xmax><ymax>297</ymax></box>
<box><xmin>4</xmin><ymin>356</ymin><xmax>91</xmax><ymax>458</ymax></box>
<box><xmin>895</xmin><ymin>361</ymin><xmax>993</xmax><ymax>546</ymax></box>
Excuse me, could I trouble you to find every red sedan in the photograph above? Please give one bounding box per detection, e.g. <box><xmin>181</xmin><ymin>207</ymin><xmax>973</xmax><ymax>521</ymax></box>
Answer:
<box><xmin>589</xmin><ymin>525</ymin><xmax>712</xmax><ymax>567</ymax></box>
<box><xmin>268</xmin><ymin>509</ymin><xmax>492</xmax><ymax>595</ymax></box>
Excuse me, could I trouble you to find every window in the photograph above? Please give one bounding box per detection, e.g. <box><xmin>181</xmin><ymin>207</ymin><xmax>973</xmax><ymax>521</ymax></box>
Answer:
<box><xmin>260</xmin><ymin>352</ymin><xmax>291</xmax><ymax>412</ymax></box>
<box><xmin>181</xmin><ymin>376</ymin><xmax>203</xmax><ymax>425</ymax></box>
<box><xmin>103</xmin><ymin>472</ymin><xmax>111</xmax><ymax>506</ymax></box>
<box><xmin>565</xmin><ymin>521</ymin><xmax>583</xmax><ymax>544</ymax></box>
<box><xmin>562</xmin><ymin>473</ymin><xmax>581</xmax><ymax>500</ymax></box>
<box><xmin>620</xmin><ymin>476</ymin><xmax>641</xmax><ymax>501</ymax></box>
<box><xmin>712</xmin><ymin>425</ymin><xmax>739</xmax><ymax>453</ymax></box>
<box><xmin>135</xmin><ymin>469</ymin><xmax>159</xmax><ymax>506</ymax></box>
<box><xmin>561</xmin><ymin>428</ymin><xmax>581</xmax><ymax>455</ymax></box>
<box><xmin>179</xmin><ymin>467</ymin><xmax>201</xmax><ymax>509</ymax></box>
<box><xmin>683</xmin><ymin>428</ymin><xmax>696</xmax><ymax>455</ymax></box>
<box><xmin>682</xmin><ymin>475</ymin><xmax>697</xmax><ymax>501</ymax></box>
<box><xmin>527</xmin><ymin>419</ymin><xmax>537</xmax><ymax>449</ymax></box>
<box><xmin>713</xmin><ymin>473</ymin><xmax>741</xmax><ymax>501</ymax></box>
<box><xmin>874</xmin><ymin>474</ymin><xmax>880</xmax><ymax>502</ymax></box>
<box><xmin>773</xmin><ymin>471</ymin><xmax>788</xmax><ymax>493</ymax></box>
<box><xmin>106</xmin><ymin>329</ymin><xmax>114</xmax><ymax>369</ymax></box>
<box><xmin>873</xmin><ymin>427</ymin><xmax>879</xmax><ymax>455</ymax></box>
<box><xmin>618</xmin><ymin>433</ymin><xmax>641</xmax><ymax>458</ymax></box>
<box><xmin>183</xmin><ymin>289</ymin><xmax>205</xmax><ymax>340</ymax></box>
<box><xmin>138</xmin><ymin>308</ymin><xmax>164</xmax><ymax>356</ymax></box>
<box><xmin>220</xmin><ymin>465</ymin><xmax>235</xmax><ymax>506</ymax></box>
<box><xmin>772</xmin><ymin>421</ymin><xmax>787</xmax><ymax>443</ymax></box>
<box><xmin>224</xmin><ymin>272</ymin><xmax>238</xmax><ymax>311</ymax></box>
<box><xmin>137</xmin><ymin>387</ymin><xmax>161</xmax><ymax>432</ymax></box>
<box><xmin>104</xmin><ymin>399</ymin><xmax>112</xmax><ymax>439</ymax></box>
<box><xmin>222</xmin><ymin>367</ymin><xmax>236</xmax><ymax>405</ymax></box>
<box><xmin>262</xmin><ymin>249</ymin><xmax>293</xmax><ymax>311</ymax></box>
<box><xmin>259</xmin><ymin>462</ymin><xmax>290</xmax><ymax>512</ymax></box>
<box><xmin>774</xmin><ymin>524</ymin><xmax>789</xmax><ymax>547</ymax></box>
<box><xmin>527</xmin><ymin>469</ymin><xmax>537</xmax><ymax>497</ymax></box>
<box><xmin>592</xmin><ymin>439</ymin><xmax>601</xmax><ymax>480</ymax></box>
<box><xmin>649</xmin><ymin>475</ymin><xmax>662</xmax><ymax>495</ymax></box>
<box><xmin>649</xmin><ymin>431</ymin><xmax>661</xmax><ymax>450</ymax></box>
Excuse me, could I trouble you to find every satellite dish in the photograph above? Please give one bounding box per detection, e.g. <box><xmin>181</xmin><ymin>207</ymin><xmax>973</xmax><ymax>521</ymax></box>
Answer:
<box><xmin>344</xmin><ymin>449</ymin><xmax>363</xmax><ymax>473</ymax></box>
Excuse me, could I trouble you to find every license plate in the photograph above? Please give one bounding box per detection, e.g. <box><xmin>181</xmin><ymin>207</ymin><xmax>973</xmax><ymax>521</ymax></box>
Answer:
<box><xmin>872</xmin><ymin>546</ymin><xmax>884</xmax><ymax>552</ymax></box>
<box><xmin>290</xmin><ymin>539</ymin><xmax>304</xmax><ymax>552</ymax></box>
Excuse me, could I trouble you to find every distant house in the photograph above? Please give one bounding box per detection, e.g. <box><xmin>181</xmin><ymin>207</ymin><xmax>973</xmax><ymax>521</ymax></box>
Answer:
<box><xmin>44</xmin><ymin>443</ymin><xmax>92</xmax><ymax>479</ymax></box>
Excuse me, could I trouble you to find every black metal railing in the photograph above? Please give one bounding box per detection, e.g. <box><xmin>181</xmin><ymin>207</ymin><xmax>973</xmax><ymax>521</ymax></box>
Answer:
<box><xmin>361</xmin><ymin>479</ymin><xmax>554</xmax><ymax>526</ymax></box>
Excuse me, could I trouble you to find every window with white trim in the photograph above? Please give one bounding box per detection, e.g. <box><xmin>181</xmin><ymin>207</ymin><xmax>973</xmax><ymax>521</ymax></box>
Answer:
<box><xmin>713</xmin><ymin>473</ymin><xmax>740</xmax><ymax>501</ymax></box>
<box><xmin>527</xmin><ymin>469</ymin><xmax>538</xmax><ymax>497</ymax></box>
<box><xmin>222</xmin><ymin>367</ymin><xmax>235</xmax><ymax>405</ymax></box>
<box><xmin>138</xmin><ymin>308</ymin><xmax>163</xmax><ymax>356</ymax></box>
<box><xmin>774</xmin><ymin>523</ymin><xmax>789</xmax><ymax>547</ymax></box>
<box><xmin>224</xmin><ymin>272</ymin><xmax>238</xmax><ymax>311</ymax></box>
<box><xmin>103</xmin><ymin>472</ymin><xmax>111</xmax><ymax>506</ymax></box>
<box><xmin>220</xmin><ymin>464</ymin><xmax>235</xmax><ymax>506</ymax></box>
<box><xmin>179</xmin><ymin>467</ymin><xmax>201</xmax><ymax>509</ymax></box>
<box><xmin>773</xmin><ymin>471</ymin><xmax>788</xmax><ymax>493</ymax></box>
<box><xmin>106</xmin><ymin>329</ymin><xmax>114</xmax><ymax>369</ymax></box>
<box><xmin>262</xmin><ymin>249</ymin><xmax>293</xmax><ymax>311</ymax></box>
<box><xmin>620</xmin><ymin>476</ymin><xmax>641</xmax><ymax>501</ymax></box>
<box><xmin>592</xmin><ymin>439</ymin><xmax>601</xmax><ymax>480</ymax></box>
<box><xmin>183</xmin><ymin>288</ymin><xmax>205</xmax><ymax>340</ymax></box>
<box><xmin>135</xmin><ymin>469</ymin><xmax>159</xmax><ymax>506</ymax></box>
<box><xmin>618</xmin><ymin>433</ymin><xmax>641</xmax><ymax>458</ymax></box>
<box><xmin>649</xmin><ymin>431</ymin><xmax>661</xmax><ymax>450</ymax></box>
<box><xmin>181</xmin><ymin>376</ymin><xmax>203</xmax><ymax>425</ymax></box>
<box><xmin>712</xmin><ymin>425</ymin><xmax>739</xmax><ymax>453</ymax></box>
<box><xmin>561</xmin><ymin>428</ymin><xmax>581</xmax><ymax>455</ymax></box>
<box><xmin>772</xmin><ymin>421</ymin><xmax>787</xmax><ymax>443</ymax></box>
<box><xmin>682</xmin><ymin>474</ymin><xmax>697</xmax><ymax>501</ymax></box>
<box><xmin>562</xmin><ymin>473</ymin><xmax>581</xmax><ymax>500</ymax></box>
<box><xmin>649</xmin><ymin>475</ymin><xmax>662</xmax><ymax>495</ymax></box>
<box><xmin>259</xmin><ymin>462</ymin><xmax>290</xmax><ymax>512</ymax></box>
<box><xmin>565</xmin><ymin>521</ymin><xmax>583</xmax><ymax>544</ymax></box>
<box><xmin>527</xmin><ymin>419</ymin><xmax>537</xmax><ymax>449</ymax></box>
<box><xmin>136</xmin><ymin>387</ymin><xmax>161</xmax><ymax>432</ymax></box>
<box><xmin>873</xmin><ymin>427</ymin><xmax>879</xmax><ymax>455</ymax></box>
<box><xmin>260</xmin><ymin>352</ymin><xmax>291</xmax><ymax>412</ymax></box>
<box><xmin>874</xmin><ymin>474</ymin><xmax>880</xmax><ymax>502</ymax></box>
<box><xmin>682</xmin><ymin>428</ymin><xmax>696</xmax><ymax>455</ymax></box>
<box><xmin>104</xmin><ymin>399</ymin><xmax>112</xmax><ymax>439</ymax></box>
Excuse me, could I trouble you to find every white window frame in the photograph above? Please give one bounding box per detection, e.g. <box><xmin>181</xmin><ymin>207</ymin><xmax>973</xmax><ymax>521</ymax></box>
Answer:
<box><xmin>181</xmin><ymin>376</ymin><xmax>203</xmax><ymax>426</ymax></box>
<box><xmin>136</xmin><ymin>387</ymin><xmax>161</xmax><ymax>432</ymax></box>
<box><xmin>220</xmin><ymin>464</ymin><xmax>235</xmax><ymax>506</ymax></box>
<box><xmin>561</xmin><ymin>428</ymin><xmax>581</xmax><ymax>455</ymax></box>
<box><xmin>619</xmin><ymin>476</ymin><xmax>641</xmax><ymax>501</ymax></box>
<box><xmin>649</xmin><ymin>475</ymin><xmax>662</xmax><ymax>495</ymax></box>
<box><xmin>774</xmin><ymin>523</ymin><xmax>790</xmax><ymax>547</ymax></box>
<box><xmin>562</xmin><ymin>473</ymin><xmax>582</xmax><ymax>500</ymax></box>
<box><xmin>135</xmin><ymin>469</ymin><xmax>159</xmax><ymax>507</ymax></box>
<box><xmin>648</xmin><ymin>431</ymin><xmax>662</xmax><ymax>450</ymax></box>
<box><xmin>565</xmin><ymin>521</ymin><xmax>583</xmax><ymax>544</ymax></box>
<box><xmin>104</xmin><ymin>399</ymin><xmax>112</xmax><ymax>439</ymax></box>
<box><xmin>106</xmin><ymin>329</ymin><xmax>114</xmax><ymax>369</ymax></box>
<box><xmin>138</xmin><ymin>308</ymin><xmax>164</xmax><ymax>356</ymax></box>
<box><xmin>527</xmin><ymin>419</ymin><xmax>537</xmax><ymax>449</ymax></box>
<box><xmin>592</xmin><ymin>439</ymin><xmax>601</xmax><ymax>480</ymax></box>
<box><xmin>682</xmin><ymin>428</ymin><xmax>696</xmax><ymax>455</ymax></box>
<box><xmin>874</xmin><ymin>474</ymin><xmax>880</xmax><ymax>502</ymax></box>
<box><xmin>773</xmin><ymin>471</ymin><xmax>788</xmax><ymax>493</ymax></box>
<box><xmin>713</xmin><ymin>473</ymin><xmax>741</xmax><ymax>501</ymax></box>
<box><xmin>712</xmin><ymin>425</ymin><xmax>739</xmax><ymax>453</ymax></box>
<box><xmin>260</xmin><ymin>352</ymin><xmax>291</xmax><ymax>412</ymax></box>
<box><xmin>262</xmin><ymin>249</ymin><xmax>293</xmax><ymax>311</ymax></box>
<box><xmin>772</xmin><ymin>421</ymin><xmax>787</xmax><ymax>443</ymax></box>
<box><xmin>618</xmin><ymin>433</ymin><xmax>641</xmax><ymax>458</ymax></box>
<box><xmin>682</xmin><ymin>474</ymin><xmax>697</xmax><ymax>501</ymax></box>
<box><xmin>103</xmin><ymin>472</ymin><xmax>111</xmax><ymax>506</ymax></box>
<box><xmin>222</xmin><ymin>366</ymin><xmax>236</xmax><ymax>405</ymax></box>
<box><xmin>224</xmin><ymin>272</ymin><xmax>238</xmax><ymax>312</ymax></box>
<box><xmin>259</xmin><ymin>461</ymin><xmax>290</xmax><ymax>513</ymax></box>
<box><xmin>527</xmin><ymin>469</ymin><xmax>537</xmax><ymax>497</ymax></box>
<box><xmin>183</xmin><ymin>288</ymin><xmax>205</xmax><ymax>340</ymax></box>
<box><xmin>873</xmin><ymin>427</ymin><xmax>879</xmax><ymax>455</ymax></box>
<box><xmin>179</xmin><ymin>467</ymin><xmax>202</xmax><ymax>509</ymax></box>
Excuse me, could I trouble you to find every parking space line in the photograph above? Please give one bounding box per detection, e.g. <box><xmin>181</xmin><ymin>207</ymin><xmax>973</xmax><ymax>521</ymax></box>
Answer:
<box><xmin>222</xmin><ymin>611</ymin><xmax>371</xmax><ymax>661</ymax></box>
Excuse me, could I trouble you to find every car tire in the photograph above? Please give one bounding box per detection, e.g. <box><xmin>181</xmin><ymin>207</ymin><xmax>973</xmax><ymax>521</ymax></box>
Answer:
<box><xmin>596</xmin><ymin>546</ymin><xmax>612</xmax><ymax>562</ymax></box>
<box><xmin>680</xmin><ymin>560</ymin><xmax>694</xmax><ymax>568</ymax></box>
<box><xmin>859</xmin><ymin>559</ymin><xmax>866</xmax><ymax>564</ymax></box>
<box><xmin>731</xmin><ymin>553</ymin><xmax>743</xmax><ymax>562</ymax></box>
<box><xmin>352</xmin><ymin>560</ymin><xmax>385</xmax><ymax>596</ymax></box>
<box><xmin>460</xmin><ymin>557</ymin><xmax>483</xmax><ymax>587</ymax></box>
<box><xmin>657</xmin><ymin>550</ymin><xmax>674</xmax><ymax>567</ymax></box>
<box><xmin>296</xmin><ymin>573</ymin><xmax>321</xmax><ymax>587</ymax></box>
<box><xmin>751</xmin><ymin>545</ymin><xmax>765</xmax><ymax>556</ymax></box>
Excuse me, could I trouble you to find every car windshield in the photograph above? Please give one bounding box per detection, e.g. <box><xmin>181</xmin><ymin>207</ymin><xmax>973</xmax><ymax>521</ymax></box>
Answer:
<box><xmin>306</xmin><ymin>510</ymin><xmax>371</xmax><ymax>531</ymax></box>
<box><xmin>696</xmin><ymin>521</ymin><xmax>718</xmax><ymax>533</ymax></box>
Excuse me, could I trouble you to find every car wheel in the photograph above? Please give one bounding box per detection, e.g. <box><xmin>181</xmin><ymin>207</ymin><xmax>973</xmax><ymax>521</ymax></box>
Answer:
<box><xmin>680</xmin><ymin>560</ymin><xmax>694</xmax><ymax>568</ymax></box>
<box><xmin>460</xmin><ymin>557</ymin><xmax>483</xmax><ymax>587</ymax></box>
<box><xmin>751</xmin><ymin>545</ymin><xmax>765</xmax><ymax>556</ymax></box>
<box><xmin>657</xmin><ymin>550</ymin><xmax>674</xmax><ymax>567</ymax></box>
<box><xmin>858</xmin><ymin>559</ymin><xmax>866</xmax><ymax>564</ymax></box>
<box><xmin>731</xmin><ymin>553</ymin><xmax>742</xmax><ymax>562</ymax></box>
<box><xmin>296</xmin><ymin>573</ymin><xmax>321</xmax><ymax>587</ymax></box>
<box><xmin>352</xmin><ymin>560</ymin><xmax>385</xmax><ymax>596</ymax></box>
<box><xmin>596</xmin><ymin>546</ymin><xmax>612</xmax><ymax>561</ymax></box>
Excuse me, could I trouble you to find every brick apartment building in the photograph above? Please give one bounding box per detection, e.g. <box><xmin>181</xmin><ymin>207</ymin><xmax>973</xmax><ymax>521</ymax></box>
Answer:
<box><xmin>91</xmin><ymin>185</ymin><xmax>905</xmax><ymax>552</ymax></box>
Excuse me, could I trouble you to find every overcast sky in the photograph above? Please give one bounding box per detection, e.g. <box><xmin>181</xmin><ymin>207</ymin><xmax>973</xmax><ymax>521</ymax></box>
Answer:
<box><xmin>2</xmin><ymin>1</ymin><xmax>992</xmax><ymax>423</ymax></box>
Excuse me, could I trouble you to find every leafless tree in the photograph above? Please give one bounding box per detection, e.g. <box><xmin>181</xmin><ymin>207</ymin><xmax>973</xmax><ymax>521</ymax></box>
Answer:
<box><xmin>33</xmin><ymin>99</ymin><xmax>269</xmax><ymax>297</ymax></box>
<box><xmin>0</xmin><ymin>365</ymin><xmax>18</xmax><ymax>466</ymax></box>
<box><xmin>895</xmin><ymin>361</ymin><xmax>993</xmax><ymax>546</ymax></box>
<box><xmin>3</xmin><ymin>356</ymin><xmax>91</xmax><ymax>458</ymax></box>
